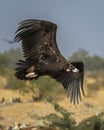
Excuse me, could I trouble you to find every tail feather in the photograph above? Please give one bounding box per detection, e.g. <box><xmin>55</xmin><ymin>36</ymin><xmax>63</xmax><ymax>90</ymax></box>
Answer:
<box><xmin>15</xmin><ymin>60</ymin><xmax>30</xmax><ymax>80</ymax></box>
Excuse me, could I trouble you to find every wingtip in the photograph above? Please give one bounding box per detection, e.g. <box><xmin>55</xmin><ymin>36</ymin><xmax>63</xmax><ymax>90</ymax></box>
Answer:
<box><xmin>65</xmin><ymin>78</ymin><xmax>85</xmax><ymax>105</ymax></box>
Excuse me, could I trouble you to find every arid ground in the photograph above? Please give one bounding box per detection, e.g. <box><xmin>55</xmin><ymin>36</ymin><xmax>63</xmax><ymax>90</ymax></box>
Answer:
<box><xmin>0</xmin><ymin>75</ymin><xmax>104</xmax><ymax>128</ymax></box>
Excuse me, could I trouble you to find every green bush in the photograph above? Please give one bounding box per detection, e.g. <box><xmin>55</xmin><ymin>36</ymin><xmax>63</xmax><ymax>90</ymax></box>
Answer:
<box><xmin>77</xmin><ymin>112</ymin><xmax>104</xmax><ymax>130</ymax></box>
<box><xmin>30</xmin><ymin>101</ymin><xmax>104</xmax><ymax>130</ymax></box>
<box><xmin>34</xmin><ymin>101</ymin><xmax>76</xmax><ymax>130</ymax></box>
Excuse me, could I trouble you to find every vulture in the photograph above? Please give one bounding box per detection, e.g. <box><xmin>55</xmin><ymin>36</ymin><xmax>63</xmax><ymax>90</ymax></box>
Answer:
<box><xmin>14</xmin><ymin>19</ymin><xmax>84</xmax><ymax>104</ymax></box>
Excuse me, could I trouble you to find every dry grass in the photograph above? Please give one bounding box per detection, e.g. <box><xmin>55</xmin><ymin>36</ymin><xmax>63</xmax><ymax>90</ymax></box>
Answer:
<box><xmin>0</xmin><ymin>77</ymin><xmax>104</xmax><ymax>127</ymax></box>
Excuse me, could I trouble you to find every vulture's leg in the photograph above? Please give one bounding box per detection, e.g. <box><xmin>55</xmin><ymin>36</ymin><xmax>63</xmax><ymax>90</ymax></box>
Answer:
<box><xmin>25</xmin><ymin>65</ymin><xmax>38</xmax><ymax>78</ymax></box>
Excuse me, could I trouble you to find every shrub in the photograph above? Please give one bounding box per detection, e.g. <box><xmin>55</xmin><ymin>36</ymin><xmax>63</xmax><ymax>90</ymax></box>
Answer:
<box><xmin>77</xmin><ymin>112</ymin><xmax>104</xmax><ymax>130</ymax></box>
<box><xmin>33</xmin><ymin>101</ymin><xmax>76</xmax><ymax>130</ymax></box>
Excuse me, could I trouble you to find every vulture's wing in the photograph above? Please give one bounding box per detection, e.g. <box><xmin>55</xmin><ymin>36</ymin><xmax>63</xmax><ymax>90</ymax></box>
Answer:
<box><xmin>14</xmin><ymin>19</ymin><xmax>63</xmax><ymax>62</ymax></box>
<box><xmin>14</xmin><ymin>19</ymin><xmax>68</xmax><ymax>78</ymax></box>
<box><xmin>51</xmin><ymin>61</ymin><xmax>84</xmax><ymax>104</ymax></box>
<box><xmin>14</xmin><ymin>19</ymin><xmax>84</xmax><ymax>104</ymax></box>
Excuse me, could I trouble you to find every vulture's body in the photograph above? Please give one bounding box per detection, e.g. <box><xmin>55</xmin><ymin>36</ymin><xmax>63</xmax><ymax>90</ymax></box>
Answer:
<box><xmin>14</xmin><ymin>19</ymin><xmax>84</xmax><ymax>104</ymax></box>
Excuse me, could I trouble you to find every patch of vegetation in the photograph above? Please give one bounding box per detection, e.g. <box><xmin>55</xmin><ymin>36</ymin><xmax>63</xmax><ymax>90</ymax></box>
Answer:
<box><xmin>30</xmin><ymin>101</ymin><xmax>104</xmax><ymax>130</ymax></box>
<box><xmin>32</xmin><ymin>101</ymin><xmax>76</xmax><ymax>130</ymax></box>
<box><xmin>77</xmin><ymin>112</ymin><xmax>104</xmax><ymax>130</ymax></box>
<box><xmin>0</xmin><ymin>124</ymin><xmax>3</xmax><ymax>129</ymax></box>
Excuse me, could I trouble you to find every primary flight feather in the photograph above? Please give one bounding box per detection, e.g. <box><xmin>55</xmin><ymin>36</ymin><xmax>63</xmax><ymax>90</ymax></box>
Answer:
<box><xmin>14</xmin><ymin>19</ymin><xmax>85</xmax><ymax>104</ymax></box>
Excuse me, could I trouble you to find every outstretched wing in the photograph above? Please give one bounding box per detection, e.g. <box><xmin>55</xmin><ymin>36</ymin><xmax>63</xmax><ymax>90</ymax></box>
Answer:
<box><xmin>51</xmin><ymin>61</ymin><xmax>84</xmax><ymax>104</ymax></box>
<box><xmin>14</xmin><ymin>19</ymin><xmax>64</xmax><ymax>64</ymax></box>
<box><xmin>14</xmin><ymin>19</ymin><xmax>69</xmax><ymax>77</ymax></box>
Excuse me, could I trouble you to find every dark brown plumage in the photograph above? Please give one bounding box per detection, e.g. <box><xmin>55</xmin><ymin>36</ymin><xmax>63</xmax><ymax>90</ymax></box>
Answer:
<box><xmin>14</xmin><ymin>19</ymin><xmax>85</xmax><ymax>104</ymax></box>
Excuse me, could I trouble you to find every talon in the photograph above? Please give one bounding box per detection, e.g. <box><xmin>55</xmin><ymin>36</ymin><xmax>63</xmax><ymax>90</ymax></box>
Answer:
<box><xmin>66</xmin><ymin>69</ymin><xmax>71</xmax><ymax>72</ymax></box>
<box><xmin>25</xmin><ymin>72</ymin><xmax>38</xmax><ymax>78</ymax></box>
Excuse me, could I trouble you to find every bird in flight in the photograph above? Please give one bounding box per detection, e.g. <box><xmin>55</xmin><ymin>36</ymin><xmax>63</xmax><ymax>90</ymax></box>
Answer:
<box><xmin>14</xmin><ymin>19</ymin><xmax>84</xmax><ymax>104</ymax></box>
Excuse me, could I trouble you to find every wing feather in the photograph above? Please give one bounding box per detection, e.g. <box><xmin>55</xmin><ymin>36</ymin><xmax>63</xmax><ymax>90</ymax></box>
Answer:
<box><xmin>14</xmin><ymin>19</ymin><xmax>63</xmax><ymax>63</ymax></box>
<box><xmin>14</xmin><ymin>19</ymin><xmax>42</xmax><ymax>41</ymax></box>
<box><xmin>51</xmin><ymin>61</ymin><xmax>84</xmax><ymax>104</ymax></box>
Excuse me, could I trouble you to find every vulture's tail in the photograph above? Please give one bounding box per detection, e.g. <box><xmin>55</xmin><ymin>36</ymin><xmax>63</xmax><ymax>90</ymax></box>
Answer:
<box><xmin>15</xmin><ymin>60</ymin><xmax>31</xmax><ymax>80</ymax></box>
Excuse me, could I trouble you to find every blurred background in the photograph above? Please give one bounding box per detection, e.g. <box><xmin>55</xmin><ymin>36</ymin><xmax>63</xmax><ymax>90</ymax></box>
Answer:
<box><xmin>0</xmin><ymin>0</ymin><xmax>104</xmax><ymax>129</ymax></box>
<box><xmin>0</xmin><ymin>0</ymin><xmax>104</xmax><ymax>57</ymax></box>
